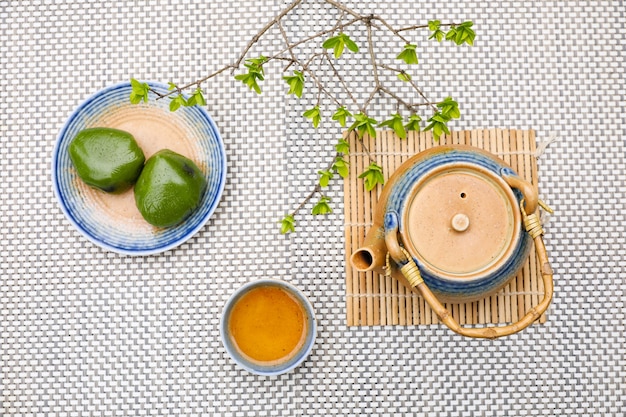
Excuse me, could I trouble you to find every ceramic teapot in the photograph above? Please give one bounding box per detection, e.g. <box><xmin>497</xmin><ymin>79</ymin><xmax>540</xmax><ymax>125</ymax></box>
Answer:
<box><xmin>350</xmin><ymin>145</ymin><xmax>553</xmax><ymax>339</ymax></box>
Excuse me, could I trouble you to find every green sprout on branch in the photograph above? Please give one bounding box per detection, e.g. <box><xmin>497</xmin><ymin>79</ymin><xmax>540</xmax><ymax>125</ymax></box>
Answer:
<box><xmin>234</xmin><ymin>56</ymin><xmax>268</xmax><ymax>94</ymax></box>
<box><xmin>279</xmin><ymin>214</ymin><xmax>296</xmax><ymax>234</ymax></box>
<box><xmin>323</xmin><ymin>33</ymin><xmax>359</xmax><ymax>58</ymax></box>
<box><xmin>396</xmin><ymin>44</ymin><xmax>418</xmax><ymax>65</ymax></box>
<box><xmin>359</xmin><ymin>162</ymin><xmax>385</xmax><ymax>191</ymax></box>
<box><xmin>283</xmin><ymin>70</ymin><xmax>306</xmax><ymax>98</ymax></box>
<box><xmin>130</xmin><ymin>79</ymin><xmax>150</xmax><ymax>104</ymax></box>
<box><xmin>348</xmin><ymin>113</ymin><xmax>378</xmax><ymax>139</ymax></box>
<box><xmin>312</xmin><ymin>196</ymin><xmax>332</xmax><ymax>215</ymax></box>
<box><xmin>379</xmin><ymin>113</ymin><xmax>407</xmax><ymax>139</ymax></box>
<box><xmin>303</xmin><ymin>105</ymin><xmax>322</xmax><ymax>128</ymax></box>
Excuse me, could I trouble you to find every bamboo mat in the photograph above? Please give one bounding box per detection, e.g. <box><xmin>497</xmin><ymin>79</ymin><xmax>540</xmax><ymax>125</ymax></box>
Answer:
<box><xmin>344</xmin><ymin>129</ymin><xmax>547</xmax><ymax>326</ymax></box>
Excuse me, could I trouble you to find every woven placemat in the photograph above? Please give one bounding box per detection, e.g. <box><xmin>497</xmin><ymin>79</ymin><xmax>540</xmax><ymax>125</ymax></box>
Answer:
<box><xmin>344</xmin><ymin>128</ymin><xmax>547</xmax><ymax>326</ymax></box>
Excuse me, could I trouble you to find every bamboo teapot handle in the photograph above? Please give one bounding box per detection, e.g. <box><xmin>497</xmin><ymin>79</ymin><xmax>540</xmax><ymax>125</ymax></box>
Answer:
<box><xmin>384</xmin><ymin>202</ymin><xmax>554</xmax><ymax>339</ymax></box>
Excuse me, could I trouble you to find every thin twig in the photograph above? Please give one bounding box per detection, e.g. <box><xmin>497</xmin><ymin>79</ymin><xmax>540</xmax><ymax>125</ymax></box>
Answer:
<box><xmin>377</xmin><ymin>63</ymin><xmax>439</xmax><ymax>112</ymax></box>
<box><xmin>272</xmin><ymin>16</ymin><xmax>363</xmax><ymax>58</ymax></box>
<box><xmin>289</xmin><ymin>150</ymin><xmax>338</xmax><ymax>217</ymax></box>
<box><xmin>378</xmin><ymin>86</ymin><xmax>428</xmax><ymax>112</ymax></box>
<box><xmin>291</xmin><ymin>184</ymin><xmax>322</xmax><ymax>216</ymax></box>
<box><xmin>398</xmin><ymin>22</ymin><xmax>460</xmax><ymax>33</ymax></box>
<box><xmin>324</xmin><ymin>51</ymin><xmax>359</xmax><ymax>108</ymax></box>
<box><xmin>273</xmin><ymin>56</ymin><xmax>343</xmax><ymax>107</ymax></box>
<box><xmin>362</xmin><ymin>20</ymin><xmax>380</xmax><ymax>112</ymax></box>
<box><xmin>407</xmin><ymin>77</ymin><xmax>439</xmax><ymax>113</ymax></box>
<box><xmin>371</xmin><ymin>15</ymin><xmax>411</xmax><ymax>44</ymax></box>
<box><xmin>359</xmin><ymin>138</ymin><xmax>375</xmax><ymax>162</ymax></box>
<box><xmin>302</xmin><ymin>52</ymin><xmax>326</xmax><ymax>70</ymax></box>
<box><xmin>278</xmin><ymin>19</ymin><xmax>298</xmax><ymax>71</ymax></box>
<box><xmin>233</xmin><ymin>0</ymin><xmax>304</xmax><ymax>70</ymax></box>
<box><xmin>322</xmin><ymin>0</ymin><xmax>363</xmax><ymax>20</ymax></box>
<box><xmin>149</xmin><ymin>65</ymin><xmax>235</xmax><ymax>98</ymax></box>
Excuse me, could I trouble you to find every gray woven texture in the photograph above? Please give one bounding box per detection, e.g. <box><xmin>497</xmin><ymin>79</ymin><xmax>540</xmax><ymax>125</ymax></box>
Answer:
<box><xmin>1</xmin><ymin>0</ymin><xmax>625</xmax><ymax>415</ymax></box>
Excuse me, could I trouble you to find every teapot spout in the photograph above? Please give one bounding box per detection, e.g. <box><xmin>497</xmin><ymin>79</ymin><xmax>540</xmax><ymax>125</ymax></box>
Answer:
<box><xmin>350</xmin><ymin>225</ymin><xmax>387</xmax><ymax>273</ymax></box>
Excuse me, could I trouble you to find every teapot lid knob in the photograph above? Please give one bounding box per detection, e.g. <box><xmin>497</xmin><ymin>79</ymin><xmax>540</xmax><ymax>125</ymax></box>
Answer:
<box><xmin>451</xmin><ymin>213</ymin><xmax>470</xmax><ymax>232</ymax></box>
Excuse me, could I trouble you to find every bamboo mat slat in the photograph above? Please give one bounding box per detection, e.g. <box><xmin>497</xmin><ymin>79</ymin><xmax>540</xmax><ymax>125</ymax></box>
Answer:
<box><xmin>344</xmin><ymin>129</ymin><xmax>547</xmax><ymax>327</ymax></box>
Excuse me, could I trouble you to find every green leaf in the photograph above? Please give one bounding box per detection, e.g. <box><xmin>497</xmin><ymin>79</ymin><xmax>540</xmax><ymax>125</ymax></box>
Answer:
<box><xmin>323</xmin><ymin>34</ymin><xmax>343</xmax><ymax>58</ymax></box>
<box><xmin>235</xmin><ymin>72</ymin><xmax>262</xmax><ymax>94</ymax></box>
<box><xmin>428</xmin><ymin>29</ymin><xmax>445</xmax><ymax>42</ymax></box>
<box><xmin>437</xmin><ymin>96</ymin><xmax>460</xmax><ymax>119</ymax></box>
<box><xmin>246</xmin><ymin>55</ymin><xmax>269</xmax><ymax>68</ymax></box>
<box><xmin>332</xmin><ymin>106</ymin><xmax>352</xmax><ymax>128</ymax></box>
<box><xmin>323</xmin><ymin>33</ymin><xmax>359</xmax><ymax>59</ymax></box>
<box><xmin>452</xmin><ymin>21</ymin><xmax>475</xmax><ymax>46</ymax></box>
<box><xmin>303</xmin><ymin>105</ymin><xmax>322</xmax><ymax>128</ymax></box>
<box><xmin>318</xmin><ymin>169</ymin><xmax>334</xmax><ymax>187</ymax></box>
<box><xmin>279</xmin><ymin>214</ymin><xmax>296</xmax><ymax>234</ymax></box>
<box><xmin>465</xmin><ymin>32</ymin><xmax>476</xmax><ymax>46</ymax></box>
<box><xmin>343</xmin><ymin>34</ymin><xmax>359</xmax><ymax>53</ymax></box>
<box><xmin>169</xmin><ymin>94</ymin><xmax>187</xmax><ymax>112</ymax></box>
<box><xmin>312</xmin><ymin>196</ymin><xmax>332</xmax><ymax>215</ymax></box>
<box><xmin>404</xmin><ymin>114</ymin><xmax>422</xmax><ymax>132</ymax></box>
<box><xmin>379</xmin><ymin>113</ymin><xmax>407</xmax><ymax>139</ymax></box>
<box><xmin>283</xmin><ymin>70</ymin><xmax>305</xmax><ymax>98</ymax></box>
<box><xmin>332</xmin><ymin>156</ymin><xmax>350</xmax><ymax>178</ymax></box>
<box><xmin>396</xmin><ymin>44</ymin><xmax>418</xmax><ymax>65</ymax></box>
<box><xmin>129</xmin><ymin>92</ymin><xmax>142</xmax><ymax>105</ymax></box>
<box><xmin>433</xmin><ymin>122</ymin><xmax>443</xmax><ymax>138</ymax></box>
<box><xmin>424</xmin><ymin>111</ymin><xmax>451</xmax><ymax>141</ymax></box>
<box><xmin>130</xmin><ymin>78</ymin><xmax>145</xmax><ymax>91</ymax></box>
<box><xmin>186</xmin><ymin>88</ymin><xmax>206</xmax><ymax>107</ymax></box>
<box><xmin>428</xmin><ymin>20</ymin><xmax>441</xmax><ymax>31</ymax></box>
<box><xmin>322</xmin><ymin>36</ymin><xmax>340</xmax><ymax>49</ymax></box>
<box><xmin>335</xmin><ymin>138</ymin><xmax>350</xmax><ymax>154</ymax></box>
<box><xmin>445</xmin><ymin>26</ymin><xmax>457</xmax><ymax>41</ymax></box>
<box><xmin>397</xmin><ymin>71</ymin><xmax>412</xmax><ymax>82</ymax></box>
<box><xmin>195</xmin><ymin>88</ymin><xmax>206</xmax><ymax>105</ymax></box>
<box><xmin>167</xmin><ymin>82</ymin><xmax>177</xmax><ymax>91</ymax></box>
<box><xmin>358</xmin><ymin>162</ymin><xmax>385</xmax><ymax>191</ymax></box>
<box><xmin>348</xmin><ymin>112</ymin><xmax>378</xmax><ymax>139</ymax></box>
<box><xmin>235</xmin><ymin>56</ymin><xmax>267</xmax><ymax>94</ymax></box>
<box><xmin>444</xmin><ymin>24</ymin><xmax>474</xmax><ymax>45</ymax></box>
<box><xmin>129</xmin><ymin>78</ymin><xmax>150</xmax><ymax>104</ymax></box>
<box><xmin>427</xmin><ymin>20</ymin><xmax>445</xmax><ymax>42</ymax></box>
<box><xmin>334</xmin><ymin>41</ymin><xmax>345</xmax><ymax>59</ymax></box>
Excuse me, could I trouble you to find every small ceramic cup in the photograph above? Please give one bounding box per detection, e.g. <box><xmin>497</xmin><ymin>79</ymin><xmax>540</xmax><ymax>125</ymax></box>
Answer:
<box><xmin>220</xmin><ymin>279</ymin><xmax>317</xmax><ymax>376</ymax></box>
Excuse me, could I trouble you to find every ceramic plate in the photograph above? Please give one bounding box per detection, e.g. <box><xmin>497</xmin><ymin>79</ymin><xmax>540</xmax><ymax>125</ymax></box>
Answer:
<box><xmin>52</xmin><ymin>81</ymin><xmax>227</xmax><ymax>255</ymax></box>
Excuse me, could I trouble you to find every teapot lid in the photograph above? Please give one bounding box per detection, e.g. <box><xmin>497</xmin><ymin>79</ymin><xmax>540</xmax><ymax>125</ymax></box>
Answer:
<box><xmin>401</xmin><ymin>161</ymin><xmax>522</xmax><ymax>281</ymax></box>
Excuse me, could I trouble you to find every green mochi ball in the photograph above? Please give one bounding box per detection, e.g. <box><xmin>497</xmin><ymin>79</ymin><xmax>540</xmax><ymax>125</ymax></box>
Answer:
<box><xmin>134</xmin><ymin>149</ymin><xmax>207</xmax><ymax>228</ymax></box>
<box><xmin>68</xmin><ymin>127</ymin><xmax>145</xmax><ymax>194</ymax></box>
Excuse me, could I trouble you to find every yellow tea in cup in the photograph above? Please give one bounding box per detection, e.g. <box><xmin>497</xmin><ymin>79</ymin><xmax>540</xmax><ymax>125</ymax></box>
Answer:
<box><xmin>228</xmin><ymin>286</ymin><xmax>306</xmax><ymax>364</ymax></box>
<box><xmin>220</xmin><ymin>279</ymin><xmax>316</xmax><ymax>375</ymax></box>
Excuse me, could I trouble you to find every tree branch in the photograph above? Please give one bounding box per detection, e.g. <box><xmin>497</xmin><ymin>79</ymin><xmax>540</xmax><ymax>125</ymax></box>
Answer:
<box><xmin>398</xmin><ymin>22</ymin><xmax>461</xmax><ymax>33</ymax></box>
<box><xmin>133</xmin><ymin>0</ymin><xmax>472</xmax><ymax>232</ymax></box>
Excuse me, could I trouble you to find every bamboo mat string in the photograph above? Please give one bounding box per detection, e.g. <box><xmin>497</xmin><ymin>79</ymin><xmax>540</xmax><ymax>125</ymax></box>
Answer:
<box><xmin>491</xmin><ymin>133</ymin><xmax>558</xmax><ymax>158</ymax></box>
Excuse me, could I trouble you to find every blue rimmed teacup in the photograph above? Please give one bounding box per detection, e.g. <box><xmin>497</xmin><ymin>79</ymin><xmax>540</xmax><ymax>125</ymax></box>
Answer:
<box><xmin>220</xmin><ymin>279</ymin><xmax>317</xmax><ymax>376</ymax></box>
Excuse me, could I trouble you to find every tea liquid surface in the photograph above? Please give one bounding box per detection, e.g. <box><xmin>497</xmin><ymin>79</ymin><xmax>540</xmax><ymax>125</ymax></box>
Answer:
<box><xmin>228</xmin><ymin>286</ymin><xmax>307</xmax><ymax>364</ymax></box>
